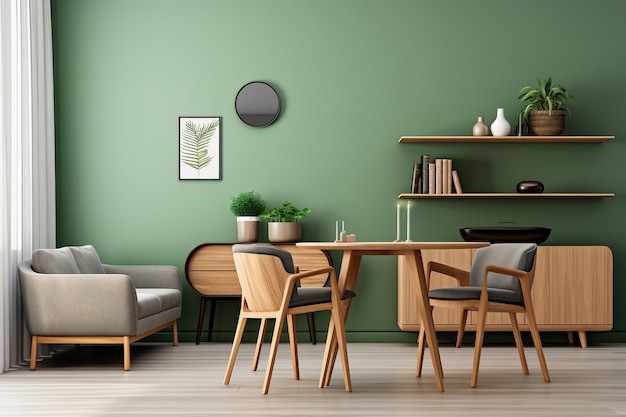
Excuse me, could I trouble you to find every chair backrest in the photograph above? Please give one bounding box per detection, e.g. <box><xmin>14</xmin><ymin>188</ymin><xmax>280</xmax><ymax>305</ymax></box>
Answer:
<box><xmin>469</xmin><ymin>243</ymin><xmax>537</xmax><ymax>293</ymax></box>
<box><xmin>232</xmin><ymin>243</ymin><xmax>295</xmax><ymax>312</ymax></box>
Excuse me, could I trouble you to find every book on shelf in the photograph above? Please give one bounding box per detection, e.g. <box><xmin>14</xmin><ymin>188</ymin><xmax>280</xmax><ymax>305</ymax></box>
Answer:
<box><xmin>410</xmin><ymin>162</ymin><xmax>421</xmax><ymax>193</ymax></box>
<box><xmin>408</xmin><ymin>157</ymin><xmax>463</xmax><ymax>195</ymax></box>
<box><xmin>452</xmin><ymin>170</ymin><xmax>463</xmax><ymax>194</ymax></box>
<box><xmin>420</xmin><ymin>154</ymin><xmax>430</xmax><ymax>194</ymax></box>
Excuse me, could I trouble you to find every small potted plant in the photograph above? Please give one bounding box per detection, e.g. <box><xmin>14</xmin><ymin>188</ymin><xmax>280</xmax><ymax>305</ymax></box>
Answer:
<box><xmin>229</xmin><ymin>191</ymin><xmax>266</xmax><ymax>243</ymax></box>
<box><xmin>260</xmin><ymin>200</ymin><xmax>311</xmax><ymax>243</ymax></box>
<box><xmin>518</xmin><ymin>76</ymin><xmax>576</xmax><ymax>136</ymax></box>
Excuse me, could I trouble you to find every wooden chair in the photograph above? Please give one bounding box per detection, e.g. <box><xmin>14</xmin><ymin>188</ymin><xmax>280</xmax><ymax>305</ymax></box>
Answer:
<box><xmin>224</xmin><ymin>243</ymin><xmax>351</xmax><ymax>394</ymax></box>
<box><xmin>416</xmin><ymin>243</ymin><xmax>550</xmax><ymax>388</ymax></box>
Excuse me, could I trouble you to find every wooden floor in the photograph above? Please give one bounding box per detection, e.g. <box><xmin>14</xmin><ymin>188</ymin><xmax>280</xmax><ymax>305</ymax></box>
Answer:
<box><xmin>1</xmin><ymin>341</ymin><xmax>626</xmax><ymax>416</ymax></box>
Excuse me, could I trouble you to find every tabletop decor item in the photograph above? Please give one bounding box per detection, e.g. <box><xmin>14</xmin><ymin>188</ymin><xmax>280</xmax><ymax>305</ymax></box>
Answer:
<box><xmin>490</xmin><ymin>108</ymin><xmax>511</xmax><ymax>136</ymax></box>
<box><xmin>516</xmin><ymin>180</ymin><xmax>544</xmax><ymax>193</ymax></box>
<box><xmin>260</xmin><ymin>200</ymin><xmax>311</xmax><ymax>242</ymax></box>
<box><xmin>229</xmin><ymin>191</ymin><xmax>266</xmax><ymax>243</ymax></box>
<box><xmin>518</xmin><ymin>76</ymin><xmax>576</xmax><ymax>136</ymax></box>
<box><xmin>472</xmin><ymin>116</ymin><xmax>489</xmax><ymax>136</ymax></box>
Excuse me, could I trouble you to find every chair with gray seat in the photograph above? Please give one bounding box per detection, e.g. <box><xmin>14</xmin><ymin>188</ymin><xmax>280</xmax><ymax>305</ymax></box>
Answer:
<box><xmin>224</xmin><ymin>243</ymin><xmax>351</xmax><ymax>394</ymax></box>
<box><xmin>416</xmin><ymin>243</ymin><xmax>550</xmax><ymax>387</ymax></box>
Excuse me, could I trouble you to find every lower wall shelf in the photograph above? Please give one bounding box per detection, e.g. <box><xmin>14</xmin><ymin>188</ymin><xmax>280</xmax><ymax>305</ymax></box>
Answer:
<box><xmin>398</xmin><ymin>193</ymin><xmax>615</xmax><ymax>199</ymax></box>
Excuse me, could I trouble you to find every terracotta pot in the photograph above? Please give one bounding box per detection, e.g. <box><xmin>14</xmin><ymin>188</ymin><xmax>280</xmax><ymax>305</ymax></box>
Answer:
<box><xmin>529</xmin><ymin>109</ymin><xmax>566</xmax><ymax>136</ymax></box>
<box><xmin>267</xmin><ymin>222</ymin><xmax>302</xmax><ymax>243</ymax></box>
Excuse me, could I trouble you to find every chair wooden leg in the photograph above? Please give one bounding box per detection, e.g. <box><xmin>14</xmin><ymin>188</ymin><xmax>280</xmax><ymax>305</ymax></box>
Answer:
<box><xmin>319</xmin><ymin>319</ymin><xmax>336</xmax><ymax>388</ymax></box>
<box><xmin>262</xmin><ymin>315</ymin><xmax>286</xmax><ymax>395</ymax></box>
<box><xmin>307</xmin><ymin>312</ymin><xmax>317</xmax><ymax>344</ymax></box>
<box><xmin>287</xmin><ymin>315</ymin><xmax>300</xmax><ymax>380</ymax></box>
<box><xmin>224</xmin><ymin>316</ymin><xmax>247</xmax><ymax>385</ymax></box>
<box><xmin>416</xmin><ymin>322</ymin><xmax>426</xmax><ymax>377</ymax></box>
<box><xmin>30</xmin><ymin>336</ymin><xmax>38</xmax><ymax>371</ymax></box>
<box><xmin>509</xmin><ymin>312</ymin><xmax>528</xmax><ymax>375</ymax></box>
<box><xmin>123</xmin><ymin>336</ymin><xmax>131</xmax><ymax>371</ymax></box>
<box><xmin>456</xmin><ymin>309</ymin><xmax>468</xmax><ymax>348</ymax></box>
<box><xmin>252</xmin><ymin>318</ymin><xmax>268</xmax><ymax>371</ymax></box>
<box><xmin>471</xmin><ymin>300</ymin><xmax>489</xmax><ymax>388</ymax></box>
<box><xmin>527</xmin><ymin>307</ymin><xmax>551</xmax><ymax>383</ymax></box>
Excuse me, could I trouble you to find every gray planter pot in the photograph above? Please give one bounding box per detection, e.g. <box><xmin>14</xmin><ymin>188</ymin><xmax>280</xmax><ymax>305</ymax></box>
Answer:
<box><xmin>236</xmin><ymin>216</ymin><xmax>260</xmax><ymax>243</ymax></box>
<box><xmin>267</xmin><ymin>222</ymin><xmax>302</xmax><ymax>243</ymax></box>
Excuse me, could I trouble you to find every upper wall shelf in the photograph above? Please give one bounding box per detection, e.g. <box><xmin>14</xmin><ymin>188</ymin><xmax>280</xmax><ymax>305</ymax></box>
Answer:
<box><xmin>398</xmin><ymin>135</ymin><xmax>615</xmax><ymax>143</ymax></box>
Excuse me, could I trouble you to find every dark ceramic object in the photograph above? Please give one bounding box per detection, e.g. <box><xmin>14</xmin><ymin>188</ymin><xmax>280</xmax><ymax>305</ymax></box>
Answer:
<box><xmin>517</xmin><ymin>180</ymin><xmax>544</xmax><ymax>193</ymax></box>
<box><xmin>460</xmin><ymin>227</ymin><xmax>551</xmax><ymax>244</ymax></box>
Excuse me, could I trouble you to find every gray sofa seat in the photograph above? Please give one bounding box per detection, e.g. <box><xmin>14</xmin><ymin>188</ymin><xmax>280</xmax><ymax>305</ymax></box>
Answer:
<box><xmin>19</xmin><ymin>245</ymin><xmax>182</xmax><ymax>370</ymax></box>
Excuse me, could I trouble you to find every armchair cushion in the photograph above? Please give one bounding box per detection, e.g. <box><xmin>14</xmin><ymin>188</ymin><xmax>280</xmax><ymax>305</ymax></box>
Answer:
<box><xmin>32</xmin><ymin>247</ymin><xmax>81</xmax><ymax>274</ymax></box>
<box><xmin>69</xmin><ymin>245</ymin><xmax>106</xmax><ymax>274</ymax></box>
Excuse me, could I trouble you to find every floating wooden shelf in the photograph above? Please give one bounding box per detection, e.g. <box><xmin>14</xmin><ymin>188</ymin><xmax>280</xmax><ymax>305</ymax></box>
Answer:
<box><xmin>398</xmin><ymin>135</ymin><xmax>615</xmax><ymax>143</ymax></box>
<box><xmin>398</xmin><ymin>193</ymin><xmax>615</xmax><ymax>199</ymax></box>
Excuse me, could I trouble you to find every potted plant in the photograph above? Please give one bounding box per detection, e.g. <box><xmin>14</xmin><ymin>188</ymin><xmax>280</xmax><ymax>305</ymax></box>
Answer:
<box><xmin>229</xmin><ymin>191</ymin><xmax>266</xmax><ymax>243</ymax></box>
<box><xmin>260</xmin><ymin>200</ymin><xmax>311</xmax><ymax>243</ymax></box>
<box><xmin>518</xmin><ymin>76</ymin><xmax>576</xmax><ymax>136</ymax></box>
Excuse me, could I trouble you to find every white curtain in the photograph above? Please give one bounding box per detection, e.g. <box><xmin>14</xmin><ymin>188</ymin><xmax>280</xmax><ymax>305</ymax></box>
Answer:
<box><xmin>0</xmin><ymin>0</ymin><xmax>55</xmax><ymax>373</ymax></box>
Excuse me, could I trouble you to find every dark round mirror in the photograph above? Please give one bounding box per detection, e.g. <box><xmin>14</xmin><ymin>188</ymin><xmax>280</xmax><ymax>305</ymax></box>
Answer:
<box><xmin>235</xmin><ymin>81</ymin><xmax>281</xmax><ymax>127</ymax></box>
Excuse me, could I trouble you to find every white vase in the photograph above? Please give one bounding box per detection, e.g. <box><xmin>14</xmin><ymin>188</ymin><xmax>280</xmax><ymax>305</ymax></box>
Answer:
<box><xmin>490</xmin><ymin>108</ymin><xmax>511</xmax><ymax>136</ymax></box>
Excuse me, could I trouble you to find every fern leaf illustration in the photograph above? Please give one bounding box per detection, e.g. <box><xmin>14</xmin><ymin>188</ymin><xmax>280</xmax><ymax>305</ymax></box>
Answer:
<box><xmin>181</xmin><ymin>119</ymin><xmax>219</xmax><ymax>175</ymax></box>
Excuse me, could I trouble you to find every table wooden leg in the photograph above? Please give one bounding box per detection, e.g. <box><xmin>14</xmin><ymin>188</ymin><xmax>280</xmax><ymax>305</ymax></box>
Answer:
<box><xmin>406</xmin><ymin>250</ymin><xmax>444</xmax><ymax>392</ymax></box>
<box><xmin>320</xmin><ymin>251</ymin><xmax>360</xmax><ymax>387</ymax></box>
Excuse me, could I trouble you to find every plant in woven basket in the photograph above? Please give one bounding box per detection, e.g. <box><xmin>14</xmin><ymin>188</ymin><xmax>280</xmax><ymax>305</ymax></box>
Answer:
<box><xmin>518</xmin><ymin>77</ymin><xmax>576</xmax><ymax>135</ymax></box>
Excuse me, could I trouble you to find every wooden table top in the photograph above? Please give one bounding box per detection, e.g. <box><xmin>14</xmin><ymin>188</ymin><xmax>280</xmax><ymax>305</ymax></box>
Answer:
<box><xmin>296</xmin><ymin>241</ymin><xmax>489</xmax><ymax>251</ymax></box>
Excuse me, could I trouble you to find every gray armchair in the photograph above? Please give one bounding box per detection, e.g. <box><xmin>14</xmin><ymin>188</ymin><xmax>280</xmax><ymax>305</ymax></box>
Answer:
<box><xmin>19</xmin><ymin>245</ymin><xmax>182</xmax><ymax>371</ymax></box>
<box><xmin>416</xmin><ymin>243</ymin><xmax>550</xmax><ymax>387</ymax></box>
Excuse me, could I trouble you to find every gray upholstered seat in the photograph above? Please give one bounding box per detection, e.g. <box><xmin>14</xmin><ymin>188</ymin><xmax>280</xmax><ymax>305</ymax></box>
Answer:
<box><xmin>416</xmin><ymin>243</ymin><xmax>550</xmax><ymax>388</ymax></box>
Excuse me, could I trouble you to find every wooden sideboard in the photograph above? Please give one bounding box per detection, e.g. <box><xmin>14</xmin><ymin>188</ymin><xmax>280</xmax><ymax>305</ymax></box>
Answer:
<box><xmin>185</xmin><ymin>243</ymin><xmax>332</xmax><ymax>343</ymax></box>
<box><xmin>397</xmin><ymin>246</ymin><xmax>613</xmax><ymax>348</ymax></box>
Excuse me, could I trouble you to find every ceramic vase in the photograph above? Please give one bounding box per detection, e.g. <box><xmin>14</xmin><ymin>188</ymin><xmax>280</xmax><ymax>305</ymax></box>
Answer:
<box><xmin>472</xmin><ymin>117</ymin><xmax>489</xmax><ymax>136</ymax></box>
<box><xmin>236</xmin><ymin>216</ymin><xmax>260</xmax><ymax>243</ymax></box>
<box><xmin>490</xmin><ymin>108</ymin><xmax>511</xmax><ymax>136</ymax></box>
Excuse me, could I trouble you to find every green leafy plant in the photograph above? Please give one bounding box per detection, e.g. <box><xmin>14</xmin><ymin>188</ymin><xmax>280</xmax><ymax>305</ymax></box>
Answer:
<box><xmin>260</xmin><ymin>200</ymin><xmax>311</xmax><ymax>222</ymax></box>
<box><xmin>518</xmin><ymin>76</ymin><xmax>576</xmax><ymax>122</ymax></box>
<box><xmin>229</xmin><ymin>191</ymin><xmax>266</xmax><ymax>217</ymax></box>
<box><xmin>180</xmin><ymin>119</ymin><xmax>219</xmax><ymax>176</ymax></box>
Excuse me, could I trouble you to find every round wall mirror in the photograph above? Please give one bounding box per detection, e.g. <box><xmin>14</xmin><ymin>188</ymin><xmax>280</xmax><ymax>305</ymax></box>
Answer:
<box><xmin>235</xmin><ymin>81</ymin><xmax>281</xmax><ymax>127</ymax></box>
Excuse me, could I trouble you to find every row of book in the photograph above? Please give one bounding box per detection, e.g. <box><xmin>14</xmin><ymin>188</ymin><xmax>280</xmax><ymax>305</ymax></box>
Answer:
<box><xmin>410</xmin><ymin>155</ymin><xmax>463</xmax><ymax>194</ymax></box>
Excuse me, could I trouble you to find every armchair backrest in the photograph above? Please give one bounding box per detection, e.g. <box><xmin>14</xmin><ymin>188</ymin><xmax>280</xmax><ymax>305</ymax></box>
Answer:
<box><xmin>469</xmin><ymin>243</ymin><xmax>537</xmax><ymax>293</ymax></box>
<box><xmin>232</xmin><ymin>243</ymin><xmax>295</xmax><ymax>312</ymax></box>
<box><xmin>31</xmin><ymin>245</ymin><xmax>105</xmax><ymax>274</ymax></box>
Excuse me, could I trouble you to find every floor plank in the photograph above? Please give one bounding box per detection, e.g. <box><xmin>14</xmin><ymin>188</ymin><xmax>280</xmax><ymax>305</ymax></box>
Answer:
<box><xmin>1</xmin><ymin>342</ymin><xmax>625</xmax><ymax>416</ymax></box>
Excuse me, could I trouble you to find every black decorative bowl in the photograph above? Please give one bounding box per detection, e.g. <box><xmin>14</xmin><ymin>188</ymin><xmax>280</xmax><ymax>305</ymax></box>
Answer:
<box><xmin>460</xmin><ymin>227</ymin><xmax>551</xmax><ymax>244</ymax></box>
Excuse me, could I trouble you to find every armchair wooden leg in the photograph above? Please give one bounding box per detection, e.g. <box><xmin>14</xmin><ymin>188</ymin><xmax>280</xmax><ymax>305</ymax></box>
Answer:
<box><xmin>330</xmin><ymin>299</ymin><xmax>352</xmax><ymax>392</ymax></box>
<box><xmin>287</xmin><ymin>315</ymin><xmax>300</xmax><ymax>380</ymax></box>
<box><xmin>471</xmin><ymin>300</ymin><xmax>489</xmax><ymax>388</ymax></box>
<box><xmin>252</xmin><ymin>318</ymin><xmax>268</xmax><ymax>371</ymax></box>
<box><xmin>30</xmin><ymin>336</ymin><xmax>38</xmax><ymax>371</ymax></box>
<box><xmin>172</xmin><ymin>321</ymin><xmax>179</xmax><ymax>346</ymax></box>
<box><xmin>123</xmin><ymin>336</ymin><xmax>131</xmax><ymax>371</ymax></box>
<box><xmin>509</xmin><ymin>312</ymin><xmax>529</xmax><ymax>375</ymax></box>
<box><xmin>527</xmin><ymin>308</ymin><xmax>551</xmax><ymax>383</ymax></box>
<box><xmin>262</xmin><ymin>315</ymin><xmax>286</xmax><ymax>395</ymax></box>
<box><xmin>224</xmin><ymin>316</ymin><xmax>247</xmax><ymax>386</ymax></box>
<box><xmin>456</xmin><ymin>309</ymin><xmax>468</xmax><ymax>348</ymax></box>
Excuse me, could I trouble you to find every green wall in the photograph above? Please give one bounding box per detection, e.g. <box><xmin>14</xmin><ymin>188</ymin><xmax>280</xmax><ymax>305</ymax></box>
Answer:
<box><xmin>52</xmin><ymin>0</ymin><xmax>626</xmax><ymax>344</ymax></box>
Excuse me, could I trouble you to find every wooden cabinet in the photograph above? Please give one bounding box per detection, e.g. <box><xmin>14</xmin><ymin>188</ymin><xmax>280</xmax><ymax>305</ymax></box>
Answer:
<box><xmin>397</xmin><ymin>135</ymin><xmax>615</xmax><ymax>199</ymax></box>
<box><xmin>397</xmin><ymin>246</ymin><xmax>613</xmax><ymax>347</ymax></box>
